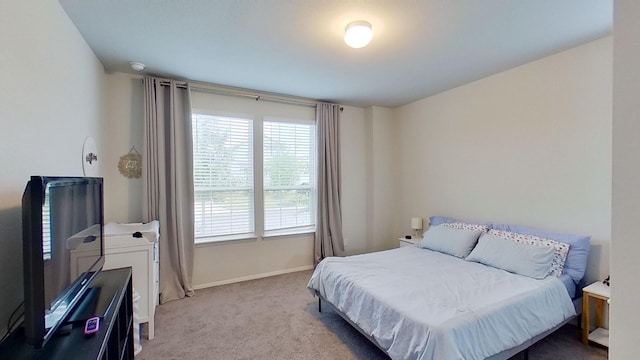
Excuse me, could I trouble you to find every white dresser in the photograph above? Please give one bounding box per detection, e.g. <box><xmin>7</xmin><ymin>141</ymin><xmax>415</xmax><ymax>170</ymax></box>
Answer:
<box><xmin>69</xmin><ymin>221</ymin><xmax>159</xmax><ymax>339</ymax></box>
<box><xmin>102</xmin><ymin>221</ymin><xmax>159</xmax><ymax>340</ymax></box>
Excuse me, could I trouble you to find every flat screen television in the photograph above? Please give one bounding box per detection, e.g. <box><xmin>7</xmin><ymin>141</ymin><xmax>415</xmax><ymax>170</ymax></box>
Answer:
<box><xmin>22</xmin><ymin>176</ymin><xmax>105</xmax><ymax>348</ymax></box>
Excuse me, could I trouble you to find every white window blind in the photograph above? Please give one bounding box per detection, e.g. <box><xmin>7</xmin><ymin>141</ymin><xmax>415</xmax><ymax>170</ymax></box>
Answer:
<box><xmin>192</xmin><ymin>114</ymin><xmax>254</xmax><ymax>241</ymax></box>
<box><xmin>263</xmin><ymin>120</ymin><xmax>316</xmax><ymax>232</ymax></box>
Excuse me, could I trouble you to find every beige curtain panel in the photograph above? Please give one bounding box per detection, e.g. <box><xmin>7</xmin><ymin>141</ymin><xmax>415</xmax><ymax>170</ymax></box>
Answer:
<box><xmin>315</xmin><ymin>102</ymin><xmax>345</xmax><ymax>264</ymax></box>
<box><xmin>143</xmin><ymin>76</ymin><xmax>195</xmax><ymax>304</ymax></box>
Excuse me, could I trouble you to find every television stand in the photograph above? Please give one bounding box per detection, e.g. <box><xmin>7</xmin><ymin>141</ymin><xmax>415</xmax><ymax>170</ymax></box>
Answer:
<box><xmin>67</xmin><ymin>284</ymin><xmax>118</xmax><ymax>325</ymax></box>
<box><xmin>0</xmin><ymin>268</ymin><xmax>134</xmax><ymax>360</ymax></box>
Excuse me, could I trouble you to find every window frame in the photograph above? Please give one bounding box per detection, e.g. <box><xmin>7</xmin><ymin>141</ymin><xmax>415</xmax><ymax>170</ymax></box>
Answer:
<box><xmin>262</xmin><ymin>117</ymin><xmax>317</xmax><ymax>237</ymax></box>
<box><xmin>192</xmin><ymin>109</ymin><xmax>317</xmax><ymax>244</ymax></box>
<box><xmin>192</xmin><ymin>110</ymin><xmax>257</xmax><ymax>243</ymax></box>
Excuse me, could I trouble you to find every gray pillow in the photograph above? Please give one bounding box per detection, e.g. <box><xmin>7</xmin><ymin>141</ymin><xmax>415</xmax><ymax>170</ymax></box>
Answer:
<box><xmin>465</xmin><ymin>234</ymin><xmax>555</xmax><ymax>279</ymax></box>
<box><xmin>418</xmin><ymin>225</ymin><xmax>482</xmax><ymax>258</ymax></box>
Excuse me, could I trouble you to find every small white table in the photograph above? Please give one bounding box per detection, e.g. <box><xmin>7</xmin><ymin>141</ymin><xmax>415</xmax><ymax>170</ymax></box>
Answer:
<box><xmin>398</xmin><ymin>237</ymin><xmax>421</xmax><ymax>247</ymax></box>
<box><xmin>582</xmin><ymin>281</ymin><xmax>610</xmax><ymax>347</ymax></box>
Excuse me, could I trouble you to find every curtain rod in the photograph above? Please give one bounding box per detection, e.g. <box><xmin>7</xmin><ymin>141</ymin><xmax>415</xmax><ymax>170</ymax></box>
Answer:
<box><xmin>190</xmin><ymin>84</ymin><xmax>318</xmax><ymax>109</ymax></box>
<box><xmin>148</xmin><ymin>78</ymin><xmax>321</xmax><ymax>109</ymax></box>
<box><xmin>146</xmin><ymin>78</ymin><xmax>343</xmax><ymax>111</ymax></box>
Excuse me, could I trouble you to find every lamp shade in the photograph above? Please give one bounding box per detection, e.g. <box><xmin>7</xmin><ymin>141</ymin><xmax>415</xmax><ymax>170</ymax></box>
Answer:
<box><xmin>411</xmin><ymin>217</ymin><xmax>423</xmax><ymax>230</ymax></box>
<box><xmin>344</xmin><ymin>21</ymin><xmax>373</xmax><ymax>48</ymax></box>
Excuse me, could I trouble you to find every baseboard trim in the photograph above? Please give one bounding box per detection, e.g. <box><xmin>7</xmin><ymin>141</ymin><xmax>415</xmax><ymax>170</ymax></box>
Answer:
<box><xmin>193</xmin><ymin>265</ymin><xmax>314</xmax><ymax>290</ymax></box>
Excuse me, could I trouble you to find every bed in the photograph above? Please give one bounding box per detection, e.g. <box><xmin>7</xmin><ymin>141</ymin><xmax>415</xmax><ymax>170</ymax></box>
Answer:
<box><xmin>307</xmin><ymin>218</ymin><xmax>590</xmax><ymax>360</ymax></box>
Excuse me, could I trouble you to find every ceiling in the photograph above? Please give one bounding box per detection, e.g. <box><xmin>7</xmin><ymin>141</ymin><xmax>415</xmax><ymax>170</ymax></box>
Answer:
<box><xmin>59</xmin><ymin>0</ymin><xmax>612</xmax><ymax>108</ymax></box>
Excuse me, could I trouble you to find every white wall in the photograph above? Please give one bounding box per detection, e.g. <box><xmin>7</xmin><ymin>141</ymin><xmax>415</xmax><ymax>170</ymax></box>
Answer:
<box><xmin>610</xmin><ymin>0</ymin><xmax>640</xmax><ymax>357</ymax></box>
<box><xmin>341</xmin><ymin>106</ymin><xmax>395</xmax><ymax>253</ymax></box>
<box><xmin>339</xmin><ymin>106</ymin><xmax>368</xmax><ymax>253</ymax></box>
<box><xmin>0</xmin><ymin>0</ymin><xmax>107</xmax><ymax>339</ymax></box>
<box><xmin>103</xmin><ymin>73</ymin><xmax>144</xmax><ymax>223</ymax></box>
<box><xmin>367</xmin><ymin>107</ymin><xmax>396</xmax><ymax>251</ymax></box>
<box><xmin>393</xmin><ymin>36</ymin><xmax>612</xmax><ymax>285</ymax></box>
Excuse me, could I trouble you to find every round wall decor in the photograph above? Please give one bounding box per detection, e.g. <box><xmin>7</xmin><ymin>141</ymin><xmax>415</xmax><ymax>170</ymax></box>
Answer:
<box><xmin>82</xmin><ymin>137</ymin><xmax>99</xmax><ymax>177</ymax></box>
<box><xmin>118</xmin><ymin>147</ymin><xmax>142</xmax><ymax>179</ymax></box>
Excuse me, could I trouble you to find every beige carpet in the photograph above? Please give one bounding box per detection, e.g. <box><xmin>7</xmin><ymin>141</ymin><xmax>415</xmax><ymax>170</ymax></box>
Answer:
<box><xmin>137</xmin><ymin>270</ymin><xmax>608</xmax><ymax>360</ymax></box>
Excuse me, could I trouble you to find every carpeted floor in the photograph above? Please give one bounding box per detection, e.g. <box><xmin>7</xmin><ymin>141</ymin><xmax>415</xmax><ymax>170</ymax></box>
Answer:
<box><xmin>136</xmin><ymin>270</ymin><xmax>608</xmax><ymax>360</ymax></box>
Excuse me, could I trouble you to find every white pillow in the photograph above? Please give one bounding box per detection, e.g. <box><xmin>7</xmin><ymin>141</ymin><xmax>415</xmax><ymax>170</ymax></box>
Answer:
<box><xmin>418</xmin><ymin>225</ymin><xmax>482</xmax><ymax>258</ymax></box>
<box><xmin>487</xmin><ymin>229</ymin><xmax>570</xmax><ymax>278</ymax></box>
<box><xmin>465</xmin><ymin>234</ymin><xmax>555</xmax><ymax>279</ymax></box>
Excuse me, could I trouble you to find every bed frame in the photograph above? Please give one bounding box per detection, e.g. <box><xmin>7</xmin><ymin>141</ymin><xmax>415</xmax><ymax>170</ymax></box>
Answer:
<box><xmin>315</xmin><ymin>290</ymin><xmax>581</xmax><ymax>360</ymax></box>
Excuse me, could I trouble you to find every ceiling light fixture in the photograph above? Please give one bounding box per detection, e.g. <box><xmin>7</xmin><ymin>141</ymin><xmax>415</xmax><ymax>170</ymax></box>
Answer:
<box><xmin>129</xmin><ymin>61</ymin><xmax>145</xmax><ymax>71</ymax></box>
<box><xmin>344</xmin><ymin>21</ymin><xmax>373</xmax><ymax>49</ymax></box>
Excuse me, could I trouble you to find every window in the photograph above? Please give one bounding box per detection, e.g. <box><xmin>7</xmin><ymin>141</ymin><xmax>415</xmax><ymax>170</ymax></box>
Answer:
<box><xmin>191</xmin><ymin>90</ymin><xmax>317</xmax><ymax>243</ymax></box>
<box><xmin>263</xmin><ymin>120</ymin><xmax>316</xmax><ymax>232</ymax></box>
<box><xmin>192</xmin><ymin>114</ymin><xmax>254</xmax><ymax>240</ymax></box>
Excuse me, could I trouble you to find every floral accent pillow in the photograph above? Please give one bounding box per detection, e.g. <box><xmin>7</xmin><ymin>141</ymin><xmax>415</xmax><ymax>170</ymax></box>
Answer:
<box><xmin>488</xmin><ymin>229</ymin><xmax>570</xmax><ymax>278</ymax></box>
<box><xmin>441</xmin><ymin>222</ymin><xmax>490</xmax><ymax>234</ymax></box>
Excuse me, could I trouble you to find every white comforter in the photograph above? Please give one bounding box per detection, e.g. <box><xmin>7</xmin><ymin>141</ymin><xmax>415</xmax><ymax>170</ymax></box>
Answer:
<box><xmin>307</xmin><ymin>246</ymin><xmax>576</xmax><ymax>360</ymax></box>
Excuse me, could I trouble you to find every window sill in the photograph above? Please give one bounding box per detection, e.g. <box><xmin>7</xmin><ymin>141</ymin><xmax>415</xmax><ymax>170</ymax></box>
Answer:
<box><xmin>263</xmin><ymin>226</ymin><xmax>316</xmax><ymax>239</ymax></box>
<box><xmin>195</xmin><ymin>233</ymin><xmax>258</xmax><ymax>246</ymax></box>
<box><xmin>194</xmin><ymin>227</ymin><xmax>316</xmax><ymax>246</ymax></box>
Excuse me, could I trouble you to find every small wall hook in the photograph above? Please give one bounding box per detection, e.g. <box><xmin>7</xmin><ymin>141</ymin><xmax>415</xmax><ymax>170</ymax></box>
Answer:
<box><xmin>86</xmin><ymin>152</ymin><xmax>98</xmax><ymax>164</ymax></box>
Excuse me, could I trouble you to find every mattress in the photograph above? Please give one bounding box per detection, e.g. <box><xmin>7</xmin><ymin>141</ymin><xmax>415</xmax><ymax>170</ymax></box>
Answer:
<box><xmin>559</xmin><ymin>273</ymin><xmax>577</xmax><ymax>299</ymax></box>
<box><xmin>308</xmin><ymin>246</ymin><xmax>576</xmax><ymax>360</ymax></box>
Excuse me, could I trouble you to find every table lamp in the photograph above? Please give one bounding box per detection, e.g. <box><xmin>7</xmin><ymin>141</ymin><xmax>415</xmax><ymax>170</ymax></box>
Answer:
<box><xmin>411</xmin><ymin>217</ymin><xmax>423</xmax><ymax>238</ymax></box>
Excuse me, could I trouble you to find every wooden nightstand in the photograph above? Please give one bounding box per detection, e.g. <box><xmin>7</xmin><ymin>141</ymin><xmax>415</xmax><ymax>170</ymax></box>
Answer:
<box><xmin>582</xmin><ymin>281</ymin><xmax>610</xmax><ymax>347</ymax></box>
<box><xmin>398</xmin><ymin>237</ymin><xmax>421</xmax><ymax>247</ymax></box>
